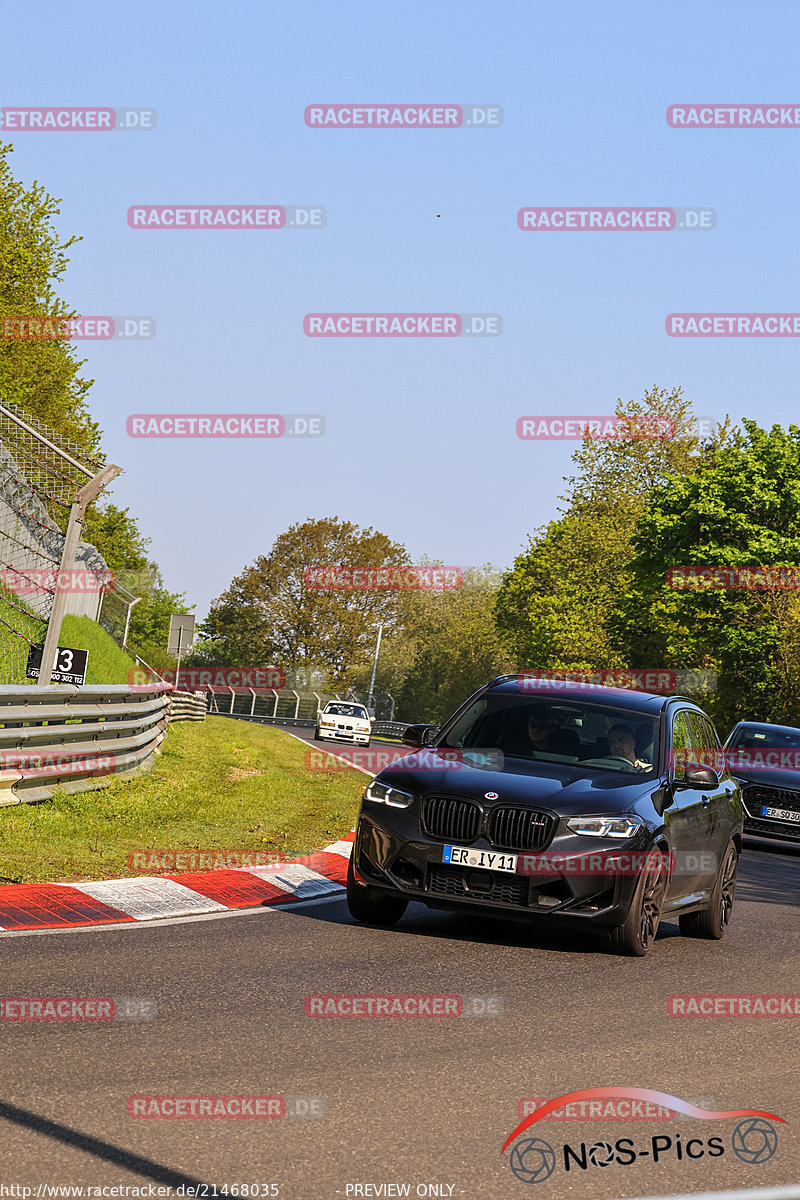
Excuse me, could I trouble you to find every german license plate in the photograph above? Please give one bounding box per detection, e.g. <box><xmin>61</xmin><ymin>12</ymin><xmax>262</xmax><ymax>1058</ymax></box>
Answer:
<box><xmin>443</xmin><ymin>845</ymin><xmax>518</xmax><ymax>872</ymax></box>
<box><xmin>762</xmin><ymin>805</ymin><xmax>800</xmax><ymax>823</ymax></box>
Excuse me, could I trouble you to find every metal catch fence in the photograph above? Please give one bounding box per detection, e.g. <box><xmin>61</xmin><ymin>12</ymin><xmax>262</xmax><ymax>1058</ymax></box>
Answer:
<box><xmin>0</xmin><ymin>400</ymin><xmax>111</xmax><ymax>684</ymax></box>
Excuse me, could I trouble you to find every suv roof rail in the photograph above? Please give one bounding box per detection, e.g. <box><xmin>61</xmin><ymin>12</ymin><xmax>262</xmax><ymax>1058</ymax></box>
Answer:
<box><xmin>485</xmin><ymin>675</ymin><xmax>696</xmax><ymax>703</ymax></box>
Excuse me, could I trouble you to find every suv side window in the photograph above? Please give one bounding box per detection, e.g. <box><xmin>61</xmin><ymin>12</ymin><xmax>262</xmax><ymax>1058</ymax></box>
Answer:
<box><xmin>687</xmin><ymin>711</ymin><xmax>715</xmax><ymax>770</ymax></box>
<box><xmin>700</xmin><ymin>715</ymin><xmax>724</xmax><ymax>774</ymax></box>
<box><xmin>671</xmin><ymin>711</ymin><xmax>694</xmax><ymax>780</ymax></box>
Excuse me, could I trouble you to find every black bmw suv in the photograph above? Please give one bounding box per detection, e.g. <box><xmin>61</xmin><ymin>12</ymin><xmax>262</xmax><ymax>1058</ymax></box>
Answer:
<box><xmin>347</xmin><ymin>676</ymin><xmax>743</xmax><ymax>956</ymax></box>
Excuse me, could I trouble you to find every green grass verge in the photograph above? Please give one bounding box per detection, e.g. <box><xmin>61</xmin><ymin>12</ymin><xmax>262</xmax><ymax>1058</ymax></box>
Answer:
<box><xmin>0</xmin><ymin>593</ymin><xmax>44</xmax><ymax>684</ymax></box>
<box><xmin>0</xmin><ymin>604</ymin><xmax>138</xmax><ymax>686</ymax></box>
<box><xmin>0</xmin><ymin>717</ymin><xmax>362</xmax><ymax>884</ymax></box>
<box><xmin>58</xmin><ymin>614</ymin><xmax>138</xmax><ymax>685</ymax></box>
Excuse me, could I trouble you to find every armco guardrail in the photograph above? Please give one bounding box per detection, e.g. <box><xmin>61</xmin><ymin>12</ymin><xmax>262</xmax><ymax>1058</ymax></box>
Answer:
<box><xmin>168</xmin><ymin>690</ymin><xmax>207</xmax><ymax>723</ymax></box>
<box><xmin>219</xmin><ymin>713</ymin><xmax>317</xmax><ymax>729</ymax></box>
<box><xmin>212</xmin><ymin>711</ymin><xmax>414</xmax><ymax>740</ymax></box>
<box><xmin>0</xmin><ymin>682</ymin><xmax>171</xmax><ymax>806</ymax></box>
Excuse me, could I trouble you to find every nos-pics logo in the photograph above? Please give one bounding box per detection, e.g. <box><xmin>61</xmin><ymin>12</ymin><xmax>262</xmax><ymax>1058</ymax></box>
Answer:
<box><xmin>502</xmin><ymin>1088</ymin><xmax>784</xmax><ymax>1183</ymax></box>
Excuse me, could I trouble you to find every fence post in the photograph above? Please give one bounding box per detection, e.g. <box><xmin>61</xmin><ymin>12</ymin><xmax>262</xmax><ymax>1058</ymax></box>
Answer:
<box><xmin>249</xmin><ymin>687</ymin><xmax>256</xmax><ymax>716</ymax></box>
<box><xmin>38</xmin><ymin>465</ymin><xmax>122</xmax><ymax>686</ymax></box>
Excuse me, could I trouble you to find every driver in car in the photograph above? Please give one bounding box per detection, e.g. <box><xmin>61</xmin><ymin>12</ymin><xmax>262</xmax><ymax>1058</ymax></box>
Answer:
<box><xmin>525</xmin><ymin>705</ymin><xmax>579</xmax><ymax>757</ymax></box>
<box><xmin>607</xmin><ymin>722</ymin><xmax>651</xmax><ymax>771</ymax></box>
<box><xmin>526</xmin><ymin>706</ymin><xmax>558</xmax><ymax>753</ymax></box>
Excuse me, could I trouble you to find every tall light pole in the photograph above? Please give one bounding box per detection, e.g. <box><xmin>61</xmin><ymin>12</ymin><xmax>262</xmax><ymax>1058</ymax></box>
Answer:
<box><xmin>366</xmin><ymin>623</ymin><xmax>383</xmax><ymax>715</ymax></box>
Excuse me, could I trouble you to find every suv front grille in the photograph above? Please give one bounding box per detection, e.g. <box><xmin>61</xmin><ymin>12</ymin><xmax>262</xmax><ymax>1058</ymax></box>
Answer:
<box><xmin>488</xmin><ymin>806</ymin><xmax>555</xmax><ymax>851</ymax></box>
<box><xmin>421</xmin><ymin>795</ymin><xmax>481</xmax><ymax>843</ymax></box>
<box><xmin>742</xmin><ymin>785</ymin><xmax>800</xmax><ymax>816</ymax></box>
<box><xmin>428</xmin><ymin>864</ymin><xmax>529</xmax><ymax>907</ymax></box>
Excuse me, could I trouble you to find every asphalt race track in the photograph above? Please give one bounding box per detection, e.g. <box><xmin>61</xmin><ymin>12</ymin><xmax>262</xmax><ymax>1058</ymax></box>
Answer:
<box><xmin>2</xmin><ymin>728</ymin><xmax>799</xmax><ymax>1198</ymax></box>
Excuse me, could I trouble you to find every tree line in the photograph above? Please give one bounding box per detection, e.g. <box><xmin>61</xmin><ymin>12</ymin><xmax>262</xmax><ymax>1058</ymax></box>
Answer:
<box><xmin>194</xmin><ymin>385</ymin><xmax>800</xmax><ymax>733</ymax></box>
<box><xmin>0</xmin><ymin>141</ymin><xmax>190</xmax><ymax>670</ymax></box>
<box><xmin>6</xmin><ymin>138</ymin><xmax>799</xmax><ymax>725</ymax></box>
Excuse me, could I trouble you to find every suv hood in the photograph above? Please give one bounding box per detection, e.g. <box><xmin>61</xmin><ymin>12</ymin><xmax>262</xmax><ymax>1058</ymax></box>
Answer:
<box><xmin>379</xmin><ymin>750</ymin><xmax>656</xmax><ymax>816</ymax></box>
<box><xmin>730</xmin><ymin>765</ymin><xmax>800</xmax><ymax>792</ymax></box>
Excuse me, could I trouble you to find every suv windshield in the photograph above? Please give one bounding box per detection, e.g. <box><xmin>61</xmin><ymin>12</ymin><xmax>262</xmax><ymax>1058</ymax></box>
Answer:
<box><xmin>728</xmin><ymin>724</ymin><xmax>800</xmax><ymax>751</ymax></box>
<box><xmin>325</xmin><ymin>704</ymin><xmax>368</xmax><ymax>719</ymax></box>
<box><xmin>440</xmin><ymin>694</ymin><xmax>659</xmax><ymax>775</ymax></box>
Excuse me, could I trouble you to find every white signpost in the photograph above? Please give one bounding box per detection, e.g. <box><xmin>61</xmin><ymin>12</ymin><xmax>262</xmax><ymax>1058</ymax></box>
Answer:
<box><xmin>167</xmin><ymin>614</ymin><xmax>195</xmax><ymax>691</ymax></box>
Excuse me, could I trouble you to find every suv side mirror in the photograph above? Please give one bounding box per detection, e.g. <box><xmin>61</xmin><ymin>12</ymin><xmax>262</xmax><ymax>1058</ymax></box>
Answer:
<box><xmin>402</xmin><ymin>724</ymin><xmax>438</xmax><ymax>749</ymax></box>
<box><xmin>682</xmin><ymin>761</ymin><xmax>720</xmax><ymax>789</ymax></box>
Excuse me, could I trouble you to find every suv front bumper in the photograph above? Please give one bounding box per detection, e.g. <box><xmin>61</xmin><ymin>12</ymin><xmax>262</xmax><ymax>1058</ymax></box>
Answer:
<box><xmin>354</xmin><ymin>810</ymin><xmax>642</xmax><ymax>929</ymax></box>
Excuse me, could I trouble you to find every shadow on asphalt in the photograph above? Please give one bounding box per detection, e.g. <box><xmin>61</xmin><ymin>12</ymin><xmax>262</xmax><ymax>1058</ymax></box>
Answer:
<box><xmin>287</xmin><ymin>842</ymin><xmax>800</xmax><ymax>951</ymax></box>
<box><xmin>0</xmin><ymin>1100</ymin><xmax>211</xmax><ymax>1188</ymax></box>
<box><xmin>737</xmin><ymin>837</ymin><xmax>800</xmax><ymax>908</ymax></box>
<box><xmin>288</xmin><ymin>892</ymin><xmax>681</xmax><ymax>955</ymax></box>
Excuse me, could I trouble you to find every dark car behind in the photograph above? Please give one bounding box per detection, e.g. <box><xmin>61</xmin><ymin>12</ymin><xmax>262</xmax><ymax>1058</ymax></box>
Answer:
<box><xmin>724</xmin><ymin>720</ymin><xmax>800</xmax><ymax>842</ymax></box>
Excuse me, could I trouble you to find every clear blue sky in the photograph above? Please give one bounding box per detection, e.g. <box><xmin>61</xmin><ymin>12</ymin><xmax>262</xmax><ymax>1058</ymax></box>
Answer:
<box><xmin>4</xmin><ymin>0</ymin><xmax>800</xmax><ymax>618</ymax></box>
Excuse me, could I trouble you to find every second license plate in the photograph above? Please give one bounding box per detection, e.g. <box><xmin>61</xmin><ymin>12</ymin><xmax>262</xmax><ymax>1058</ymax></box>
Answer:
<box><xmin>443</xmin><ymin>845</ymin><xmax>518</xmax><ymax>872</ymax></box>
<box><xmin>762</xmin><ymin>805</ymin><xmax>800</xmax><ymax>823</ymax></box>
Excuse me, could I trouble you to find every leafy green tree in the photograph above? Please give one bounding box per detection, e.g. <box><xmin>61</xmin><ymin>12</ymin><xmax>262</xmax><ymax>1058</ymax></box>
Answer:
<box><xmin>611</xmin><ymin>421</ymin><xmax>800</xmax><ymax>729</ymax></box>
<box><xmin>0</xmin><ymin>142</ymin><xmax>101</xmax><ymax>455</ymax></box>
<box><xmin>495</xmin><ymin>387</ymin><xmax>713</xmax><ymax>672</ymax></box>
<box><xmin>0</xmin><ymin>144</ymin><xmax>188</xmax><ymax>676</ymax></box>
<box><xmin>198</xmin><ymin>517</ymin><xmax>409</xmax><ymax>686</ymax></box>
<box><xmin>126</xmin><ymin>579</ymin><xmax>193</xmax><ymax>673</ymax></box>
<box><xmin>389</xmin><ymin>567</ymin><xmax>512</xmax><ymax>723</ymax></box>
<box><xmin>85</xmin><ymin>504</ymin><xmax>191</xmax><ymax>670</ymax></box>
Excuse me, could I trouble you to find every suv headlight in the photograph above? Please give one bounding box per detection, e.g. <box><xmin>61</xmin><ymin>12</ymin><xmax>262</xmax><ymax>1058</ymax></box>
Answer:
<box><xmin>567</xmin><ymin>816</ymin><xmax>642</xmax><ymax>839</ymax></box>
<box><xmin>365</xmin><ymin>779</ymin><xmax>414</xmax><ymax>808</ymax></box>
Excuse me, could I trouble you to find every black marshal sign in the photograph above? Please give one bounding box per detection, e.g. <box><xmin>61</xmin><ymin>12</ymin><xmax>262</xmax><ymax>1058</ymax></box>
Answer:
<box><xmin>26</xmin><ymin>644</ymin><xmax>89</xmax><ymax>686</ymax></box>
